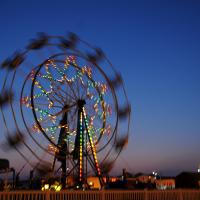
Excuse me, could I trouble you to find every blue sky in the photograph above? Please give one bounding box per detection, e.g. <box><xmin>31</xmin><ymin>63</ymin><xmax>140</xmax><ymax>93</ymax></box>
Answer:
<box><xmin>0</xmin><ymin>0</ymin><xmax>200</xmax><ymax>176</ymax></box>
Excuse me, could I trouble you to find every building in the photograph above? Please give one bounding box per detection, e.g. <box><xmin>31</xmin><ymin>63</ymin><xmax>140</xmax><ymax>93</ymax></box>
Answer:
<box><xmin>155</xmin><ymin>179</ymin><xmax>175</xmax><ymax>190</ymax></box>
<box><xmin>176</xmin><ymin>172</ymin><xmax>200</xmax><ymax>189</ymax></box>
<box><xmin>134</xmin><ymin>174</ymin><xmax>175</xmax><ymax>190</ymax></box>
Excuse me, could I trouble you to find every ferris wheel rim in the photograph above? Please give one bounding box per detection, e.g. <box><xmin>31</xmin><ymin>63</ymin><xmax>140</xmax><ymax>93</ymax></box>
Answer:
<box><xmin>29</xmin><ymin>52</ymin><xmax>118</xmax><ymax>153</ymax></box>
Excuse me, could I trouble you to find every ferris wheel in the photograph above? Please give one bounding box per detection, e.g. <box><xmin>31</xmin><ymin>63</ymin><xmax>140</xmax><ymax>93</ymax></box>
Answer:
<box><xmin>0</xmin><ymin>32</ymin><xmax>131</xmax><ymax>189</ymax></box>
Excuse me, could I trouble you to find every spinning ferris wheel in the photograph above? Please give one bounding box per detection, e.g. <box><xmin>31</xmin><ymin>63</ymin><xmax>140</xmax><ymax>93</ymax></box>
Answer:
<box><xmin>0</xmin><ymin>32</ymin><xmax>131</xmax><ymax>189</ymax></box>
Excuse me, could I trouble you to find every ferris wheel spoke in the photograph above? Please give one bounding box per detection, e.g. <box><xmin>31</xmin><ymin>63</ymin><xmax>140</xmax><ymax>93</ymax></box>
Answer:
<box><xmin>60</xmin><ymin>88</ymin><xmax>74</xmax><ymax>102</ymax></box>
<box><xmin>79</xmin><ymin>78</ymin><xmax>89</xmax><ymax>100</ymax></box>
<box><xmin>55</xmin><ymin>89</ymin><xmax>68</xmax><ymax>103</ymax></box>
<box><xmin>34</xmin><ymin>96</ymin><xmax>62</xmax><ymax>108</ymax></box>
<box><xmin>33</xmin><ymin>80</ymin><xmax>57</xmax><ymax>108</ymax></box>
<box><xmin>51</xmin><ymin>86</ymin><xmax>66</xmax><ymax>104</ymax></box>
<box><xmin>52</xmin><ymin>102</ymin><xmax>77</xmax><ymax>117</ymax></box>
<box><xmin>51</xmin><ymin>79</ymin><xmax>76</xmax><ymax>101</ymax></box>
<box><xmin>35</xmin><ymin>106</ymin><xmax>74</xmax><ymax>127</ymax></box>
<box><xmin>34</xmin><ymin>102</ymin><xmax>63</xmax><ymax>109</ymax></box>
<box><xmin>76</xmin><ymin>72</ymin><xmax>88</xmax><ymax>99</ymax></box>
<box><xmin>47</xmin><ymin>73</ymin><xmax>69</xmax><ymax>99</ymax></box>
<box><xmin>43</xmin><ymin>79</ymin><xmax>72</xmax><ymax>105</ymax></box>
<box><xmin>58</xmin><ymin>73</ymin><xmax>78</xmax><ymax>100</ymax></box>
<box><xmin>62</xmin><ymin>82</ymin><xmax>77</xmax><ymax>101</ymax></box>
<box><xmin>48</xmin><ymin>93</ymin><xmax>65</xmax><ymax>106</ymax></box>
<box><xmin>65</xmin><ymin>81</ymin><xmax>78</xmax><ymax>100</ymax></box>
<box><xmin>75</xmin><ymin>74</ymin><xmax>81</xmax><ymax>99</ymax></box>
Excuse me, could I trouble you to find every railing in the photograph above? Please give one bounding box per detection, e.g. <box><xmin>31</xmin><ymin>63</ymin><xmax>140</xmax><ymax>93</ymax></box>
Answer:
<box><xmin>0</xmin><ymin>190</ymin><xmax>200</xmax><ymax>200</ymax></box>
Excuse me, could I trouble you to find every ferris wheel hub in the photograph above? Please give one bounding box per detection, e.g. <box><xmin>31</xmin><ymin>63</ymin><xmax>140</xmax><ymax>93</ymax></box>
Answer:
<box><xmin>77</xmin><ymin>99</ymin><xmax>86</xmax><ymax>108</ymax></box>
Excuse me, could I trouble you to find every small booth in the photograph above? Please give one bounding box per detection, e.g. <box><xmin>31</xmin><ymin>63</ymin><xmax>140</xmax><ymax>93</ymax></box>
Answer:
<box><xmin>0</xmin><ymin>159</ymin><xmax>15</xmax><ymax>190</ymax></box>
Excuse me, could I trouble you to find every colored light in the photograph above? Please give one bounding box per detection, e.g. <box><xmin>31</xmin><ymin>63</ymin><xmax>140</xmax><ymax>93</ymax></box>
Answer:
<box><xmin>83</xmin><ymin>107</ymin><xmax>101</xmax><ymax>176</ymax></box>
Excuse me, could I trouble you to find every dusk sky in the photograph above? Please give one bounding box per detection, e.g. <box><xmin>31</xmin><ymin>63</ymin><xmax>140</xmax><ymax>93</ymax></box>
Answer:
<box><xmin>0</xmin><ymin>0</ymin><xmax>200</xmax><ymax>177</ymax></box>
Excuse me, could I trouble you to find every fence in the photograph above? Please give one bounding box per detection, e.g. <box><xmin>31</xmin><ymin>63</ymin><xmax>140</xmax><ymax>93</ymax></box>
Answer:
<box><xmin>0</xmin><ymin>190</ymin><xmax>200</xmax><ymax>200</ymax></box>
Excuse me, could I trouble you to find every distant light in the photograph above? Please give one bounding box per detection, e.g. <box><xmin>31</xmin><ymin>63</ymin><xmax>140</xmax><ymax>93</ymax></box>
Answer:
<box><xmin>111</xmin><ymin>178</ymin><xmax>117</xmax><ymax>182</ymax></box>
<box><xmin>55</xmin><ymin>185</ymin><xmax>62</xmax><ymax>192</ymax></box>
<box><xmin>198</xmin><ymin>169</ymin><xmax>200</xmax><ymax>173</ymax></box>
<box><xmin>152</xmin><ymin>171</ymin><xmax>158</xmax><ymax>176</ymax></box>
<box><xmin>50</xmin><ymin>182</ymin><xmax>62</xmax><ymax>192</ymax></box>
<box><xmin>44</xmin><ymin>184</ymin><xmax>49</xmax><ymax>190</ymax></box>
<box><xmin>89</xmin><ymin>181</ymin><xmax>93</xmax><ymax>186</ymax></box>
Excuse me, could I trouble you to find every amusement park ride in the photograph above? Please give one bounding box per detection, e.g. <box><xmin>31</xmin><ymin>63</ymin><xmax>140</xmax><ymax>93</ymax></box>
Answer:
<box><xmin>0</xmin><ymin>32</ymin><xmax>131</xmax><ymax>189</ymax></box>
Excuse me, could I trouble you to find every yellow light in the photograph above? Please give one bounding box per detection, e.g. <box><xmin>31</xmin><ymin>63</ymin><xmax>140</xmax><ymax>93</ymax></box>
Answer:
<box><xmin>55</xmin><ymin>185</ymin><xmax>62</xmax><ymax>192</ymax></box>
<box><xmin>89</xmin><ymin>181</ymin><xmax>93</xmax><ymax>186</ymax></box>
<box><xmin>44</xmin><ymin>184</ymin><xmax>49</xmax><ymax>190</ymax></box>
